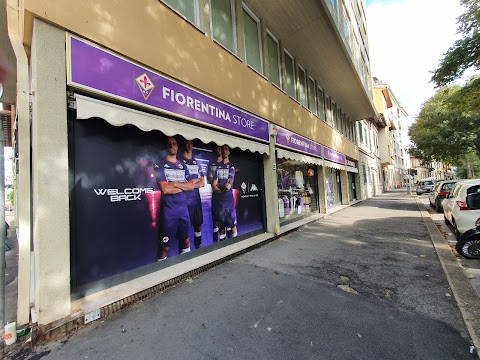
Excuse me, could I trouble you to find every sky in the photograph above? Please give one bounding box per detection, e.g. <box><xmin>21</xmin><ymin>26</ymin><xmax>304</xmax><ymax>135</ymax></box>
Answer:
<box><xmin>365</xmin><ymin>0</ymin><xmax>467</xmax><ymax>126</ymax></box>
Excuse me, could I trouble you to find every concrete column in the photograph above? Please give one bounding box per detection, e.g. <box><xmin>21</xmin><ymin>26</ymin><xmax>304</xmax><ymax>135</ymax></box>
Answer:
<box><xmin>7</xmin><ymin>0</ymin><xmax>32</xmax><ymax>326</ymax></box>
<box><xmin>340</xmin><ymin>170</ymin><xmax>349</xmax><ymax>205</ymax></box>
<box><xmin>30</xmin><ymin>19</ymin><xmax>70</xmax><ymax>325</ymax></box>
<box><xmin>317</xmin><ymin>166</ymin><xmax>328</xmax><ymax>214</ymax></box>
<box><xmin>263</xmin><ymin>125</ymin><xmax>280</xmax><ymax>235</ymax></box>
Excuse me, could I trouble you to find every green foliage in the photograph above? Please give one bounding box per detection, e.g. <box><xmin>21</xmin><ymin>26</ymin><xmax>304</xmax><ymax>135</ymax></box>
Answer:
<box><xmin>409</xmin><ymin>78</ymin><xmax>480</xmax><ymax>164</ymax></box>
<box><xmin>431</xmin><ymin>0</ymin><xmax>480</xmax><ymax>87</ymax></box>
<box><xmin>7</xmin><ymin>190</ymin><xmax>14</xmax><ymax>206</ymax></box>
<box><xmin>452</xmin><ymin>152</ymin><xmax>480</xmax><ymax>178</ymax></box>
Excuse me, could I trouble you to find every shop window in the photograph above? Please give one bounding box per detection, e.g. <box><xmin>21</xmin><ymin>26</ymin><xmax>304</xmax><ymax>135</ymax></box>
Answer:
<box><xmin>243</xmin><ymin>6</ymin><xmax>263</xmax><ymax>74</ymax></box>
<box><xmin>308</xmin><ymin>77</ymin><xmax>317</xmax><ymax>114</ymax></box>
<box><xmin>325</xmin><ymin>167</ymin><xmax>341</xmax><ymax>207</ymax></box>
<box><xmin>211</xmin><ymin>0</ymin><xmax>236</xmax><ymax>54</ymax></box>
<box><xmin>266</xmin><ymin>31</ymin><xmax>282</xmax><ymax>88</ymax></box>
<box><xmin>71</xmin><ymin>119</ymin><xmax>266</xmax><ymax>289</ymax></box>
<box><xmin>297</xmin><ymin>64</ymin><xmax>307</xmax><ymax>107</ymax></box>
<box><xmin>163</xmin><ymin>0</ymin><xmax>198</xmax><ymax>24</ymax></box>
<box><xmin>277</xmin><ymin>159</ymin><xmax>318</xmax><ymax>224</ymax></box>
<box><xmin>317</xmin><ymin>87</ymin><xmax>325</xmax><ymax>121</ymax></box>
<box><xmin>284</xmin><ymin>50</ymin><xmax>296</xmax><ymax>99</ymax></box>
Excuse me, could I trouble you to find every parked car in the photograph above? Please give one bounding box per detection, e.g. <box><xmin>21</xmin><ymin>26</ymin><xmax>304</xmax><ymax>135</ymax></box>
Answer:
<box><xmin>428</xmin><ymin>180</ymin><xmax>461</xmax><ymax>212</ymax></box>
<box><xmin>443</xmin><ymin>179</ymin><xmax>480</xmax><ymax>237</ymax></box>
<box><xmin>455</xmin><ymin>193</ymin><xmax>480</xmax><ymax>258</ymax></box>
<box><xmin>416</xmin><ymin>179</ymin><xmax>436</xmax><ymax>195</ymax></box>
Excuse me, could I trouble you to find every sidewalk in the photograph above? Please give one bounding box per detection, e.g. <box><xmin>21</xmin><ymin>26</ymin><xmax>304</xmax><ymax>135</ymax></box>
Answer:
<box><xmin>10</xmin><ymin>191</ymin><xmax>480</xmax><ymax>359</ymax></box>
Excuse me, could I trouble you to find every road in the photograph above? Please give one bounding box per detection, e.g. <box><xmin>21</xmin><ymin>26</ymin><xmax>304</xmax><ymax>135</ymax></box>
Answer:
<box><xmin>417</xmin><ymin>194</ymin><xmax>480</xmax><ymax>297</ymax></box>
<box><xmin>10</xmin><ymin>191</ymin><xmax>479</xmax><ymax>359</ymax></box>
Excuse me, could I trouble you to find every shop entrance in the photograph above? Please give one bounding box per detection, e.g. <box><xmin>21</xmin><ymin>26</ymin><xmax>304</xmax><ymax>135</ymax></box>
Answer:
<box><xmin>348</xmin><ymin>172</ymin><xmax>357</xmax><ymax>201</ymax></box>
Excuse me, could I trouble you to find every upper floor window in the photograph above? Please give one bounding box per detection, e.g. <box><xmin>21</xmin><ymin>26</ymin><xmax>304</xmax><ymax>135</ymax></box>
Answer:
<box><xmin>297</xmin><ymin>64</ymin><xmax>307</xmax><ymax>107</ymax></box>
<box><xmin>308</xmin><ymin>77</ymin><xmax>317</xmax><ymax>114</ymax></box>
<box><xmin>266</xmin><ymin>31</ymin><xmax>281</xmax><ymax>88</ymax></box>
<box><xmin>325</xmin><ymin>94</ymin><xmax>333</xmax><ymax>127</ymax></box>
<box><xmin>163</xmin><ymin>0</ymin><xmax>198</xmax><ymax>24</ymax></box>
<box><xmin>243</xmin><ymin>6</ymin><xmax>263</xmax><ymax>74</ymax></box>
<box><xmin>211</xmin><ymin>0</ymin><xmax>236</xmax><ymax>54</ymax></box>
<box><xmin>317</xmin><ymin>87</ymin><xmax>325</xmax><ymax>121</ymax></box>
<box><xmin>284</xmin><ymin>50</ymin><xmax>296</xmax><ymax>99</ymax></box>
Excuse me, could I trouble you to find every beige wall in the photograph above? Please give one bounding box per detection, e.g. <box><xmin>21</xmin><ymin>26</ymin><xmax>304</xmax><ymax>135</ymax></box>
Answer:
<box><xmin>31</xmin><ymin>19</ymin><xmax>71</xmax><ymax>325</ymax></box>
<box><xmin>22</xmin><ymin>0</ymin><xmax>358</xmax><ymax>160</ymax></box>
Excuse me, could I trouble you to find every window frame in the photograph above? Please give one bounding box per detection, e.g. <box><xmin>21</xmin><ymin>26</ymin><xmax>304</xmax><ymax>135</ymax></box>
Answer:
<box><xmin>307</xmin><ymin>76</ymin><xmax>317</xmax><ymax>114</ymax></box>
<box><xmin>210</xmin><ymin>0</ymin><xmax>237</xmax><ymax>55</ymax></box>
<box><xmin>266</xmin><ymin>29</ymin><xmax>282</xmax><ymax>88</ymax></box>
<box><xmin>297</xmin><ymin>63</ymin><xmax>308</xmax><ymax>108</ymax></box>
<box><xmin>317</xmin><ymin>86</ymin><xmax>325</xmax><ymax>121</ymax></box>
<box><xmin>283</xmin><ymin>49</ymin><xmax>296</xmax><ymax>99</ymax></box>
<box><xmin>162</xmin><ymin>0</ymin><xmax>200</xmax><ymax>26</ymax></box>
<box><xmin>242</xmin><ymin>3</ymin><xmax>264</xmax><ymax>74</ymax></box>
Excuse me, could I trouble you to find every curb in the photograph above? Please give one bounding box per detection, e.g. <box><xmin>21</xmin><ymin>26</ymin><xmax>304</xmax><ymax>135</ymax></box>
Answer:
<box><xmin>416</xmin><ymin>197</ymin><xmax>480</xmax><ymax>358</ymax></box>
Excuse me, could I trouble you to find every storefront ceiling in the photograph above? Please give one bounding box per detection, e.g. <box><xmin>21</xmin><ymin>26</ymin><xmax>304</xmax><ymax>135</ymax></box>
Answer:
<box><xmin>244</xmin><ymin>0</ymin><xmax>375</xmax><ymax>120</ymax></box>
<box><xmin>75</xmin><ymin>95</ymin><xmax>270</xmax><ymax>155</ymax></box>
<box><xmin>277</xmin><ymin>148</ymin><xmax>324</xmax><ymax>166</ymax></box>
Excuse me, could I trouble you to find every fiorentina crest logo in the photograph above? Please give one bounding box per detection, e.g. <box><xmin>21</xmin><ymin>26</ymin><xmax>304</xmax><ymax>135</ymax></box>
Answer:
<box><xmin>285</xmin><ymin>134</ymin><xmax>290</xmax><ymax>144</ymax></box>
<box><xmin>135</xmin><ymin>73</ymin><xmax>155</xmax><ymax>101</ymax></box>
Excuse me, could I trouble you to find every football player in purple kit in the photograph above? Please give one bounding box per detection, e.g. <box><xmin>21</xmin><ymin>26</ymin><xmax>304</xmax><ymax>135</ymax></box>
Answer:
<box><xmin>155</xmin><ymin>136</ymin><xmax>194</xmax><ymax>260</ymax></box>
<box><xmin>207</xmin><ymin>145</ymin><xmax>223</xmax><ymax>242</ymax></box>
<box><xmin>182</xmin><ymin>139</ymin><xmax>205</xmax><ymax>249</ymax></box>
<box><xmin>213</xmin><ymin>144</ymin><xmax>237</xmax><ymax>240</ymax></box>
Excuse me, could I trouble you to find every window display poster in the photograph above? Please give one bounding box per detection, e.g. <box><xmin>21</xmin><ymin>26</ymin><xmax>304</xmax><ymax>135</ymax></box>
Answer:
<box><xmin>72</xmin><ymin>118</ymin><xmax>265</xmax><ymax>288</ymax></box>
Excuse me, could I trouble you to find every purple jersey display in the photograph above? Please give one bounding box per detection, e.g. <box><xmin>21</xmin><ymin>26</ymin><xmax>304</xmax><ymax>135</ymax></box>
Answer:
<box><xmin>182</xmin><ymin>156</ymin><xmax>204</xmax><ymax>206</ymax></box>
<box><xmin>154</xmin><ymin>160</ymin><xmax>191</xmax><ymax>208</ymax></box>
<box><xmin>209</xmin><ymin>161</ymin><xmax>223</xmax><ymax>223</ymax></box>
<box><xmin>214</xmin><ymin>161</ymin><xmax>237</xmax><ymax>228</ymax></box>
<box><xmin>182</xmin><ymin>156</ymin><xmax>204</xmax><ymax>229</ymax></box>
<box><xmin>154</xmin><ymin>160</ymin><xmax>192</xmax><ymax>245</ymax></box>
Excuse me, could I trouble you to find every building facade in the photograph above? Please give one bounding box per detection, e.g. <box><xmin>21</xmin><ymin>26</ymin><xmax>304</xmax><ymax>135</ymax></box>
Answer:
<box><xmin>7</xmin><ymin>0</ymin><xmax>377</xmax><ymax>333</ymax></box>
<box><xmin>372</xmin><ymin>78</ymin><xmax>409</xmax><ymax>190</ymax></box>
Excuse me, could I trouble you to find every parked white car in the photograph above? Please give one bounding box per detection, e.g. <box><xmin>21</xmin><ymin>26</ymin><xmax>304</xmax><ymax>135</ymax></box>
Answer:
<box><xmin>443</xmin><ymin>179</ymin><xmax>480</xmax><ymax>236</ymax></box>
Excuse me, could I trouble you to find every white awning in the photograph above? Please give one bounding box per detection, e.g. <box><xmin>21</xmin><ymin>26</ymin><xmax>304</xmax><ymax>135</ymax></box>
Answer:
<box><xmin>324</xmin><ymin>160</ymin><xmax>346</xmax><ymax>170</ymax></box>
<box><xmin>276</xmin><ymin>148</ymin><xmax>324</xmax><ymax>166</ymax></box>
<box><xmin>75</xmin><ymin>94</ymin><xmax>270</xmax><ymax>155</ymax></box>
<box><xmin>346</xmin><ymin>166</ymin><xmax>358</xmax><ymax>173</ymax></box>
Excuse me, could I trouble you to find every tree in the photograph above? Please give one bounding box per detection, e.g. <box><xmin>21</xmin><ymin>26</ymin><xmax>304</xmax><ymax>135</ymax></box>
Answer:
<box><xmin>453</xmin><ymin>152</ymin><xmax>480</xmax><ymax>178</ymax></box>
<box><xmin>7</xmin><ymin>190</ymin><xmax>14</xmax><ymax>206</ymax></box>
<box><xmin>409</xmin><ymin>78</ymin><xmax>480</xmax><ymax>165</ymax></box>
<box><xmin>431</xmin><ymin>0</ymin><xmax>480</xmax><ymax>87</ymax></box>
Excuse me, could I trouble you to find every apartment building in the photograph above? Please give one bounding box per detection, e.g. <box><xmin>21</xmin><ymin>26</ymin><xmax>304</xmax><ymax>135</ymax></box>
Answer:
<box><xmin>372</xmin><ymin>78</ymin><xmax>409</xmax><ymax>190</ymax></box>
<box><xmin>356</xmin><ymin>118</ymin><xmax>382</xmax><ymax>198</ymax></box>
<box><xmin>6</xmin><ymin>0</ymin><xmax>377</xmax><ymax>334</ymax></box>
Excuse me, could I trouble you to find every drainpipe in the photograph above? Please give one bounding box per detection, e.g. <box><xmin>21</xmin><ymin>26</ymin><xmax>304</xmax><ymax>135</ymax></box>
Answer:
<box><xmin>7</xmin><ymin>0</ymin><xmax>32</xmax><ymax>327</ymax></box>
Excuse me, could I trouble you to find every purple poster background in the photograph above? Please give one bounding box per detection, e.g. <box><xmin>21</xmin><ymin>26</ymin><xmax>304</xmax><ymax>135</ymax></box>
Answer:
<box><xmin>68</xmin><ymin>35</ymin><xmax>269</xmax><ymax>142</ymax></box>
<box><xmin>72</xmin><ymin>119</ymin><xmax>265</xmax><ymax>290</ymax></box>
<box><xmin>324</xmin><ymin>147</ymin><xmax>346</xmax><ymax>164</ymax></box>
<box><xmin>275</xmin><ymin>126</ymin><xmax>322</xmax><ymax>157</ymax></box>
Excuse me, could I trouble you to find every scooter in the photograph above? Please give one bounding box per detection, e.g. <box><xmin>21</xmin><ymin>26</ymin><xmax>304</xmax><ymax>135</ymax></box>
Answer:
<box><xmin>456</xmin><ymin>225</ymin><xmax>480</xmax><ymax>259</ymax></box>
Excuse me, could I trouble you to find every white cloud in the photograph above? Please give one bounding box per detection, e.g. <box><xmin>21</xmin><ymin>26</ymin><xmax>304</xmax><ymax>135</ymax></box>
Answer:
<box><xmin>366</xmin><ymin>0</ymin><xmax>465</xmax><ymax>123</ymax></box>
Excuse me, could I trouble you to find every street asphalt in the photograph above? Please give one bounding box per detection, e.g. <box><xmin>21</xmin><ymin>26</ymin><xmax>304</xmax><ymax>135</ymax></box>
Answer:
<box><xmin>8</xmin><ymin>190</ymin><xmax>480</xmax><ymax>359</ymax></box>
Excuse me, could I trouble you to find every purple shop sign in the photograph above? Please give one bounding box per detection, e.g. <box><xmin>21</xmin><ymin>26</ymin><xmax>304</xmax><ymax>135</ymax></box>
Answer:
<box><xmin>324</xmin><ymin>147</ymin><xmax>346</xmax><ymax>164</ymax></box>
<box><xmin>67</xmin><ymin>35</ymin><xmax>269</xmax><ymax>142</ymax></box>
<box><xmin>346</xmin><ymin>159</ymin><xmax>356</xmax><ymax>167</ymax></box>
<box><xmin>275</xmin><ymin>126</ymin><xmax>322</xmax><ymax>157</ymax></box>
